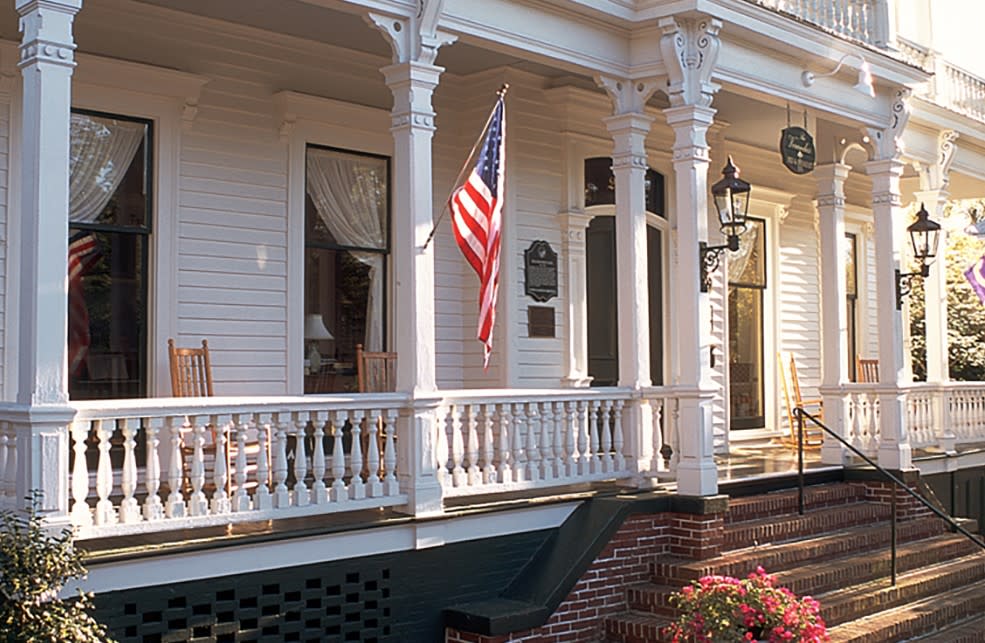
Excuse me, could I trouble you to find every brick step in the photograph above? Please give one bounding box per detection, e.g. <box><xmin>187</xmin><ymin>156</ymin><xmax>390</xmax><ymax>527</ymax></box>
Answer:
<box><xmin>627</xmin><ymin>532</ymin><xmax>975</xmax><ymax>618</ymax></box>
<box><xmin>602</xmin><ymin>609</ymin><xmax>671</xmax><ymax>643</ymax></box>
<box><xmin>777</xmin><ymin>533</ymin><xmax>982</xmax><ymax>599</ymax></box>
<box><xmin>907</xmin><ymin>612</ymin><xmax>985</xmax><ymax>642</ymax></box>
<box><xmin>726</xmin><ymin>483</ymin><xmax>867</xmax><ymax>524</ymax></box>
<box><xmin>654</xmin><ymin>516</ymin><xmax>948</xmax><ymax>586</ymax></box>
<box><xmin>725</xmin><ymin>501</ymin><xmax>891</xmax><ymax>550</ymax></box>
<box><xmin>826</xmin><ymin>575</ymin><xmax>985</xmax><ymax>642</ymax></box>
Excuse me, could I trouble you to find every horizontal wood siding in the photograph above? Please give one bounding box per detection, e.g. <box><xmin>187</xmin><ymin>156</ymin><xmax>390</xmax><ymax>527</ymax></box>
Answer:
<box><xmin>778</xmin><ymin>207</ymin><xmax>822</xmax><ymax>401</ymax></box>
<box><xmin>0</xmin><ymin>104</ymin><xmax>7</xmax><ymax>399</ymax></box>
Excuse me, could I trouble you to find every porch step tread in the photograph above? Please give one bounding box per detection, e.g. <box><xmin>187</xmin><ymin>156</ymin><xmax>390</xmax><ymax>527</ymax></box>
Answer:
<box><xmin>817</xmin><ymin>551</ymin><xmax>985</xmax><ymax>628</ymax></box>
<box><xmin>826</xmin><ymin>576</ymin><xmax>985</xmax><ymax>643</ymax></box>
<box><xmin>602</xmin><ymin>609</ymin><xmax>671</xmax><ymax>643</ymax></box>
<box><xmin>775</xmin><ymin>533</ymin><xmax>983</xmax><ymax>599</ymax></box>
<box><xmin>725</xmin><ymin>501</ymin><xmax>891</xmax><ymax>549</ymax></box>
<box><xmin>906</xmin><ymin>612</ymin><xmax>985</xmax><ymax>642</ymax></box>
<box><xmin>655</xmin><ymin>516</ymin><xmax>948</xmax><ymax>584</ymax></box>
<box><xmin>725</xmin><ymin>483</ymin><xmax>867</xmax><ymax>523</ymax></box>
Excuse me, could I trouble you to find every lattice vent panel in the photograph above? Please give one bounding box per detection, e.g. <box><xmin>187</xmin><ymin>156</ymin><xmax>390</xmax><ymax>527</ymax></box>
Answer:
<box><xmin>106</xmin><ymin>565</ymin><xmax>392</xmax><ymax>642</ymax></box>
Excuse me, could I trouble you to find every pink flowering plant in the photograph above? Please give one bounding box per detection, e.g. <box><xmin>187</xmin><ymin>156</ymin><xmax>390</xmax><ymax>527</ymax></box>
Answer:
<box><xmin>665</xmin><ymin>567</ymin><xmax>828</xmax><ymax>642</ymax></box>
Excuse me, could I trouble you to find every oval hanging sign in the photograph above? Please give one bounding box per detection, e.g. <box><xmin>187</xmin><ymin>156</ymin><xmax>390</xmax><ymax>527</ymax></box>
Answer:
<box><xmin>779</xmin><ymin>126</ymin><xmax>816</xmax><ymax>175</ymax></box>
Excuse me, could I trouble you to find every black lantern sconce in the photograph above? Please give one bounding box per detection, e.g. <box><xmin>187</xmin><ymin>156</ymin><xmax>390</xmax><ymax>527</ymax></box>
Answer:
<box><xmin>700</xmin><ymin>156</ymin><xmax>751</xmax><ymax>292</ymax></box>
<box><xmin>895</xmin><ymin>203</ymin><xmax>941</xmax><ymax>309</ymax></box>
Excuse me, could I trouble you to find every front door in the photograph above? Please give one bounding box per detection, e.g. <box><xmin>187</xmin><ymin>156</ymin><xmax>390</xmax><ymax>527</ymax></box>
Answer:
<box><xmin>728</xmin><ymin>218</ymin><xmax>767</xmax><ymax>429</ymax></box>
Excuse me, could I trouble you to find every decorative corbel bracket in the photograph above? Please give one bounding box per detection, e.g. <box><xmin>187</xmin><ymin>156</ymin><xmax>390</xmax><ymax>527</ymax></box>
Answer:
<box><xmin>594</xmin><ymin>75</ymin><xmax>660</xmax><ymax>115</ymax></box>
<box><xmin>913</xmin><ymin>129</ymin><xmax>958</xmax><ymax>192</ymax></box>
<box><xmin>366</xmin><ymin>1</ymin><xmax>457</xmax><ymax>66</ymax></box>
<box><xmin>866</xmin><ymin>86</ymin><xmax>912</xmax><ymax>161</ymax></box>
<box><xmin>658</xmin><ymin>15</ymin><xmax>722</xmax><ymax>108</ymax></box>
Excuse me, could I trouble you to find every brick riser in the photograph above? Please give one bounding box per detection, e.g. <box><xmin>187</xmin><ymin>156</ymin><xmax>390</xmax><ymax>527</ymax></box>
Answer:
<box><xmin>725</xmin><ymin>483</ymin><xmax>868</xmax><ymax>524</ymax></box>
<box><xmin>724</xmin><ymin>502</ymin><xmax>891</xmax><ymax>550</ymax></box>
<box><xmin>653</xmin><ymin>515</ymin><xmax>948</xmax><ymax>587</ymax></box>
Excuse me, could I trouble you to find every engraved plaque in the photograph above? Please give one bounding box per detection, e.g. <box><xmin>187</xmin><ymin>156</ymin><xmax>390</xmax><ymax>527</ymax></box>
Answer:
<box><xmin>527</xmin><ymin>306</ymin><xmax>556</xmax><ymax>338</ymax></box>
<box><xmin>524</xmin><ymin>240</ymin><xmax>558</xmax><ymax>302</ymax></box>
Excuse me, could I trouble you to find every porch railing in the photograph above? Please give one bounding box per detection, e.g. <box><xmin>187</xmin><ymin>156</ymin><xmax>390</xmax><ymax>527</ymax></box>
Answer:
<box><xmin>745</xmin><ymin>0</ymin><xmax>890</xmax><ymax>46</ymax></box>
<box><xmin>844</xmin><ymin>382</ymin><xmax>985</xmax><ymax>457</ymax></box>
<box><xmin>0</xmin><ymin>387</ymin><xmax>677</xmax><ymax>539</ymax></box>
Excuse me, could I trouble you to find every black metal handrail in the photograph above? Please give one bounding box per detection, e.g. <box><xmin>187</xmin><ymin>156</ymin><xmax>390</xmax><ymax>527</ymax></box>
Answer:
<box><xmin>794</xmin><ymin>406</ymin><xmax>985</xmax><ymax>586</ymax></box>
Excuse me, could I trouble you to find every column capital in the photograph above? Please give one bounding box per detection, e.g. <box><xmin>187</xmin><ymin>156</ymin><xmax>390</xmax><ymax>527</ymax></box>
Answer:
<box><xmin>865</xmin><ymin>157</ymin><xmax>906</xmax><ymax>179</ymax></box>
<box><xmin>381</xmin><ymin>61</ymin><xmax>443</xmax><ymax>133</ymax></box>
<box><xmin>664</xmin><ymin>105</ymin><xmax>715</xmax><ymax>163</ymax></box>
<box><xmin>658</xmin><ymin>15</ymin><xmax>722</xmax><ymax>108</ymax></box>
<box><xmin>815</xmin><ymin>162</ymin><xmax>851</xmax><ymax>207</ymax></box>
<box><xmin>17</xmin><ymin>0</ymin><xmax>81</xmax><ymax>70</ymax></box>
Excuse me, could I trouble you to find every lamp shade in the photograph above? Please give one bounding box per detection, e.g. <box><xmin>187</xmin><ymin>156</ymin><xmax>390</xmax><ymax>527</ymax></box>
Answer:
<box><xmin>711</xmin><ymin>156</ymin><xmax>751</xmax><ymax>239</ymax></box>
<box><xmin>304</xmin><ymin>313</ymin><xmax>334</xmax><ymax>341</ymax></box>
<box><xmin>907</xmin><ymin>203</ymin><xmax>941</xmax><ymax>269</ymax></box>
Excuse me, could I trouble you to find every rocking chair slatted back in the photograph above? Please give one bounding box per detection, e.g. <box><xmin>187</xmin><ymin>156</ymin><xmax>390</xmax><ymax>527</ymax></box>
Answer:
<box><xmin>168</xmin><ymin>338</ymin><xmax>214</xmax><ymax>398</ymax></box>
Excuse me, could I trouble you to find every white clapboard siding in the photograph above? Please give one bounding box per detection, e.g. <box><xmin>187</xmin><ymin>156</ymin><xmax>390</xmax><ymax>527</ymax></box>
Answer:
<box><xmin>777</xmin><ymin>208</ymin><xmax>822</xmax><ymax>401</ymax></box>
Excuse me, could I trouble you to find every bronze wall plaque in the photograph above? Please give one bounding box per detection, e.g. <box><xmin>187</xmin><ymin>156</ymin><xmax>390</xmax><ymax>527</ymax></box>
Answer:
<box><xmin>524</xmin><ymin>240</ymin><xmax>558</xmax><ymax>302</ymax></box>
<box><xmin>779</xmin><ymin>126</ymin><xmax>816</xmax><ymax>175</ymax></box>
<box><xmin>527</xmin><ymin>306</ymin><xmax>555</xmax><ymax>338</ymax></box>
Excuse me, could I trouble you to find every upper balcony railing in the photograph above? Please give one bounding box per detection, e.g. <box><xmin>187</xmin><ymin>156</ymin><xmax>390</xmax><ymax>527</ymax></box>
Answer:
<box><xmin>746</xmin><ymin>0</ymin><xmax>891</xmax><ymax>47</ymax></box>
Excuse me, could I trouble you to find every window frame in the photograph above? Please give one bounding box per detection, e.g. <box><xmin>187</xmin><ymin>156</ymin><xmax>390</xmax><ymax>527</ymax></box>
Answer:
<box><xmin>303</xmin><ymin>143</ymin><xmax>392</xmax><ymax>361</ymax></box>
<box><xmin>67</xmin><ymin>108</ymin><xmax>154</xmax><ymax>400</ymax></box>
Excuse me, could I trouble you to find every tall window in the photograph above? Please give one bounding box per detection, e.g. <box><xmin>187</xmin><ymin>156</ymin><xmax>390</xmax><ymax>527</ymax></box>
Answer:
<box><xmin>68</xmin><ymin>110</ymin><xmax>152</xmax><ymax>400</ymax></box>
<box><xmin>304</xmin><ymin>146</ymin><xmax>389</xmax><ymax>393</ymax></box>
<box><xmin>728</xmin><ymin>218</ymin><xmax>767</xmax><ymax>429</ymax></box>
<box><xmin>846</xmin><ymin>232</ymin><xmax>859</xmax><ymax>381</ymax></box>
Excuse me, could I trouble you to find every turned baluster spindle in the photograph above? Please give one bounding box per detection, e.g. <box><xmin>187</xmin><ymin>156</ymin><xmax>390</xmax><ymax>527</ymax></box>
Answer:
<box><xmin>482</xmin><ymin>404</ymin><xmax>496</xmax><ymax>484</ymax></box>
<box><xmin>577</xmin><ymin>400</ymin><xmax>590</xmax><ymax>475</ymax></box>
<box><xmin>349</xmin><ymin>411</ymin><xmax>365</xmax><ymax>500</ymax></box>
<box><xmin>564</xmin><ymin>401</ymin><xmax>577</xmax><ymax>478</ymax></box>
<box><xmin>294</xmin><ymin>413</ymin><xmax>310</xmax><ymax>506</ymax></box>
<box><xmin>365</xmin><ymin>410</ymin><xmax>382</xmax><ymax>497</ymax></box>
<box><xmin>187</xmin><ymin>417</ymin><xmax>208</xmax><ymax>516</ymax></box>
<box><xmin>466</xmin><ymin>405</ymin><xmax>481</xmax><ymax>486</ymax></box>
<box><xmin>143</xmin><ymin>418</ymin><xmax>164</xmax><ymax>521</ymax></box>
<box><xmin>70</xmin><ymin>421</ymin><xmax>93</xmax><ymax>526</ymax></box>
<box><xmin>613</xmin><ymin>400</ymin><xmax>626</xmax><ymax>471</ymax></box>
<box><xmin>497</xmin><ymin>403</ymin><xmax>513</xmax><ymax>484</ymax></box>
<box><xmin>231</xmin><ymin>418</ymin><xmax>250</xmax><ymax>511</ymax></box>
<box><xmin>211</xmin><ymin>417</ymin><xmax>231</xmax><ymax>515</ymax></box>
<box><xmin>451</xmin><ymin>405</ymin><xmax>467</xmax><ymax>487</ymax></box>
<box><xmin>512</xmin><ymin>402</ymin><xmax>528</xmax><ymax>482</ymax></box>
<box><xmin>330</xmin><ymin>410</ymin><xmax>348</xmax><ymax>502</ymax></box>
<box><xmin>254</xmin><ymin>417</ymin><xmax>272</xmax><ymax>510</ymax></box>
<box><xmin>537</xmin><ymin>401</ymin><xmax>553</xmax><ymax>480</ymax></box>
<box><xmin>94</xmin><ymin>420</ymin><xmax>117</xmax><ymax>525</ymax></box>
<box><xmin>601</xmin><ymin>400</ymin><xmax>615</xmax><ymax>472</ymax></box>
<box><xmin>272</xmin><ymin>415</ymin><xmax>291</xmax><ymax>508</ymax></box>
<box><xmin>311</xmin><ymin>413</ymin><xmax>328</xmax><ymax>503</ymax></box>
<box><xmin>435</xmin><ymin>407</ymin><xmax>450</xmax><ymax>487</ymax></box>
<box><xmin>119</xmin><ymin>419</ymin><xmax>141</xmax><ymax>523</ymax></box>
<box><xmin>383</xmin><ymin>409</ymin><xmax>399</xmax><ymax>495</ymax></box>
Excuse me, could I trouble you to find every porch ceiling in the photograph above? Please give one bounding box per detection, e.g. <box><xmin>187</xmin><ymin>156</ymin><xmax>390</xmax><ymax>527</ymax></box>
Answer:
<box><xmin>132</xmin><ymin>0</ymin><xmax>567</xmax><ymax>80</ymax></box>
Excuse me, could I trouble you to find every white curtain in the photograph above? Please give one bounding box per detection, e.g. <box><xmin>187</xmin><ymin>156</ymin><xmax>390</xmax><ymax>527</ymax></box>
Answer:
<box><xmin>69</xmin><ymin>114</ymin><xmax>145</xmax><ymax>223</ymax></box>
<box><xmin>728</xmin><ymin>222</ymin><xmax>761</xmax><ymax>284</ymax></box>
<box><xmin>305</xmin><ymin>148</ymin><xmax>387</xmax><ymax>351</ymax></box>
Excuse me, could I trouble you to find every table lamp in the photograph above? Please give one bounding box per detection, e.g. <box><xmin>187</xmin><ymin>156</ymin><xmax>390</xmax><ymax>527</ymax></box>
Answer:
<box><xmin>304</xmin><ymin>313</ymin><xmax>333</xmax><ymax>371</ymax></box>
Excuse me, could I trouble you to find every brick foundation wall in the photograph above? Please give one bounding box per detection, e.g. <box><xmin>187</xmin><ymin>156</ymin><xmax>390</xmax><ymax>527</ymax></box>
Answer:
<box><xmin>445</xmin><ymin>509</ymin><xmax>726</xmax><ymax>643</ymax></box>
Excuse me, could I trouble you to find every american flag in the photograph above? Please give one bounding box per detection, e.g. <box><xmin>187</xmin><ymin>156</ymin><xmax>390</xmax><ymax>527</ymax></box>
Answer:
<box><xmin>451</xmin><ymin>93</ymin><xmax>506</xmax><ymax>369</ymax></box>
<box><xmin>68</xmin><ymin>232</ymin><xmax>101</xmax><ymax>376</ymax></box>
<box><xmin>965</xmin><ymin>251</ymin><xmax>985</xmax><ymax>305</ymax></box>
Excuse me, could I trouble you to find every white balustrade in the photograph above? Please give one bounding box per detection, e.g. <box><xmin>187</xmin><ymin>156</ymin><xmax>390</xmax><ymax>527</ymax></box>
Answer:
<box><xmin>433</xmin><ymin>389</ymin><xmax>660</xmax><ymax>497</ymax></box>
<box><xmin>53</xmin><ymin>395</ymin><xmax>406</xmax><ymax>538</ymax></box>
<box><xmin>845</xmin><ymin>386</ymin><xmax>880</xmax><ymax>457</ymax></box>
<box><xmin>746</xmin><ymin>0</ymin><xmax>884</xmax><ymax>45</ymax></box>
<box><xmin>905</xmin><ymin>387</ymin><xmax>936</xmax><ymax>449</ymax></box>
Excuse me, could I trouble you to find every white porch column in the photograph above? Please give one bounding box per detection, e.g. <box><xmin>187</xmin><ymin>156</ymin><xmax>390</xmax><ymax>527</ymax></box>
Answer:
<box><xmin>594</xmin><ymin>77</ymin><xmax>659</xmax><ymax>481</ymax></box>
<box><xmin>370</xmin><ymin>13</ymin><xmax>455</xmax><ymax>515</ymax></box>
<box><xmin>560</xmin><ymin>211</ymin><xmax>592</xmax><ymax>387</ymax></box>
<box><xmin>815</xmin><ymin>163</ymin><xmax>852</xmax><ymax>465</ymax></box>
<box><xmin>914</xmin><ymin>130</ymin><xmax>957</xmax><ymax>384</ymax></box>
<box><xmin>864</xmin><ymin>88</ymin><xmax>913</xmax><ymax>471</ymax></box>
<box><xmin>659</xmin><ymin>15</ymin><xmax>721</xmax><ymax>496</ymax></box>
<box><xmin>14</xmin><ymin>0</ymin><xmax>81</xmax><ymax>516</ymax></box>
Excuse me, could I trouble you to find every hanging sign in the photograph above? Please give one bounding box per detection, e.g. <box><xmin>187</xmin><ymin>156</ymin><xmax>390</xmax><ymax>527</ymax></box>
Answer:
<box><xmin>524</xmin><ymin>240</ymin><xmax>558</xmax><ymax>302</ymax></box>
<box><xmin>779</xmin><ymin>126</ymin><xmax>816</xmax><ymax>174</ymax></box>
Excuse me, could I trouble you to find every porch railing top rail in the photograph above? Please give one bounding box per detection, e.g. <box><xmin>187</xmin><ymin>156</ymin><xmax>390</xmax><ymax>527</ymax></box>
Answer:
<box><xmin>743</xmin><ymin>0</ymin><xmax>887</xmax><ymax>46</ymax></box>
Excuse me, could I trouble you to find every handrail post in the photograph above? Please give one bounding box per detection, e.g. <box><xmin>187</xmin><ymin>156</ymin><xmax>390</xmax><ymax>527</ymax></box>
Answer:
<box><xmin>890</xmin><ymin>482</ymin><xmax>897</xmax><ymax>586</ymax></box>
<box><xmin>797</xmin><ymin>407</ymin><xmax>804</xmax><ymax>516</ymax></box>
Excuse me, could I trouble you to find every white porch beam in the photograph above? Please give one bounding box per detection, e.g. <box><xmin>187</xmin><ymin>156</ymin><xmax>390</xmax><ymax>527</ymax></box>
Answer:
<box><xmin>815</xmin><ymin>163</ymin><xmax>852</xmax><ymax>465</ymax></box>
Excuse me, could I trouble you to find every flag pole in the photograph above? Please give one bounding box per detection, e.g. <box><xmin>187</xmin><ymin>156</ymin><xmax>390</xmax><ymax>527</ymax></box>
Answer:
<box><xmin>422</xmin><ymin>83</ymin><xmax>509</xmax><ymax>250</ymax></box>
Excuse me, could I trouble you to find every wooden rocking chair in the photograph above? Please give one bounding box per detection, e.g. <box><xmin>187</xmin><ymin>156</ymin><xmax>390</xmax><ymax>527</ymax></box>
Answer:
<box><xmin>778</xmin><ymin>352</ymin><xmax>823</xmax><ymax>446</ymax></box>
<box><xmin>856</xmin><ymin>355</ymin><xmax>880</xmax><ymax>383</ymax></box>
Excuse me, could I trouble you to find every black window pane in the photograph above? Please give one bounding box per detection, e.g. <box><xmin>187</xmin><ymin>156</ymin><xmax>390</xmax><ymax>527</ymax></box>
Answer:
<box><xmin>69</xmin><ymin>230</ymin><xmax>145</xmax><ymax>400</ymax></box>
